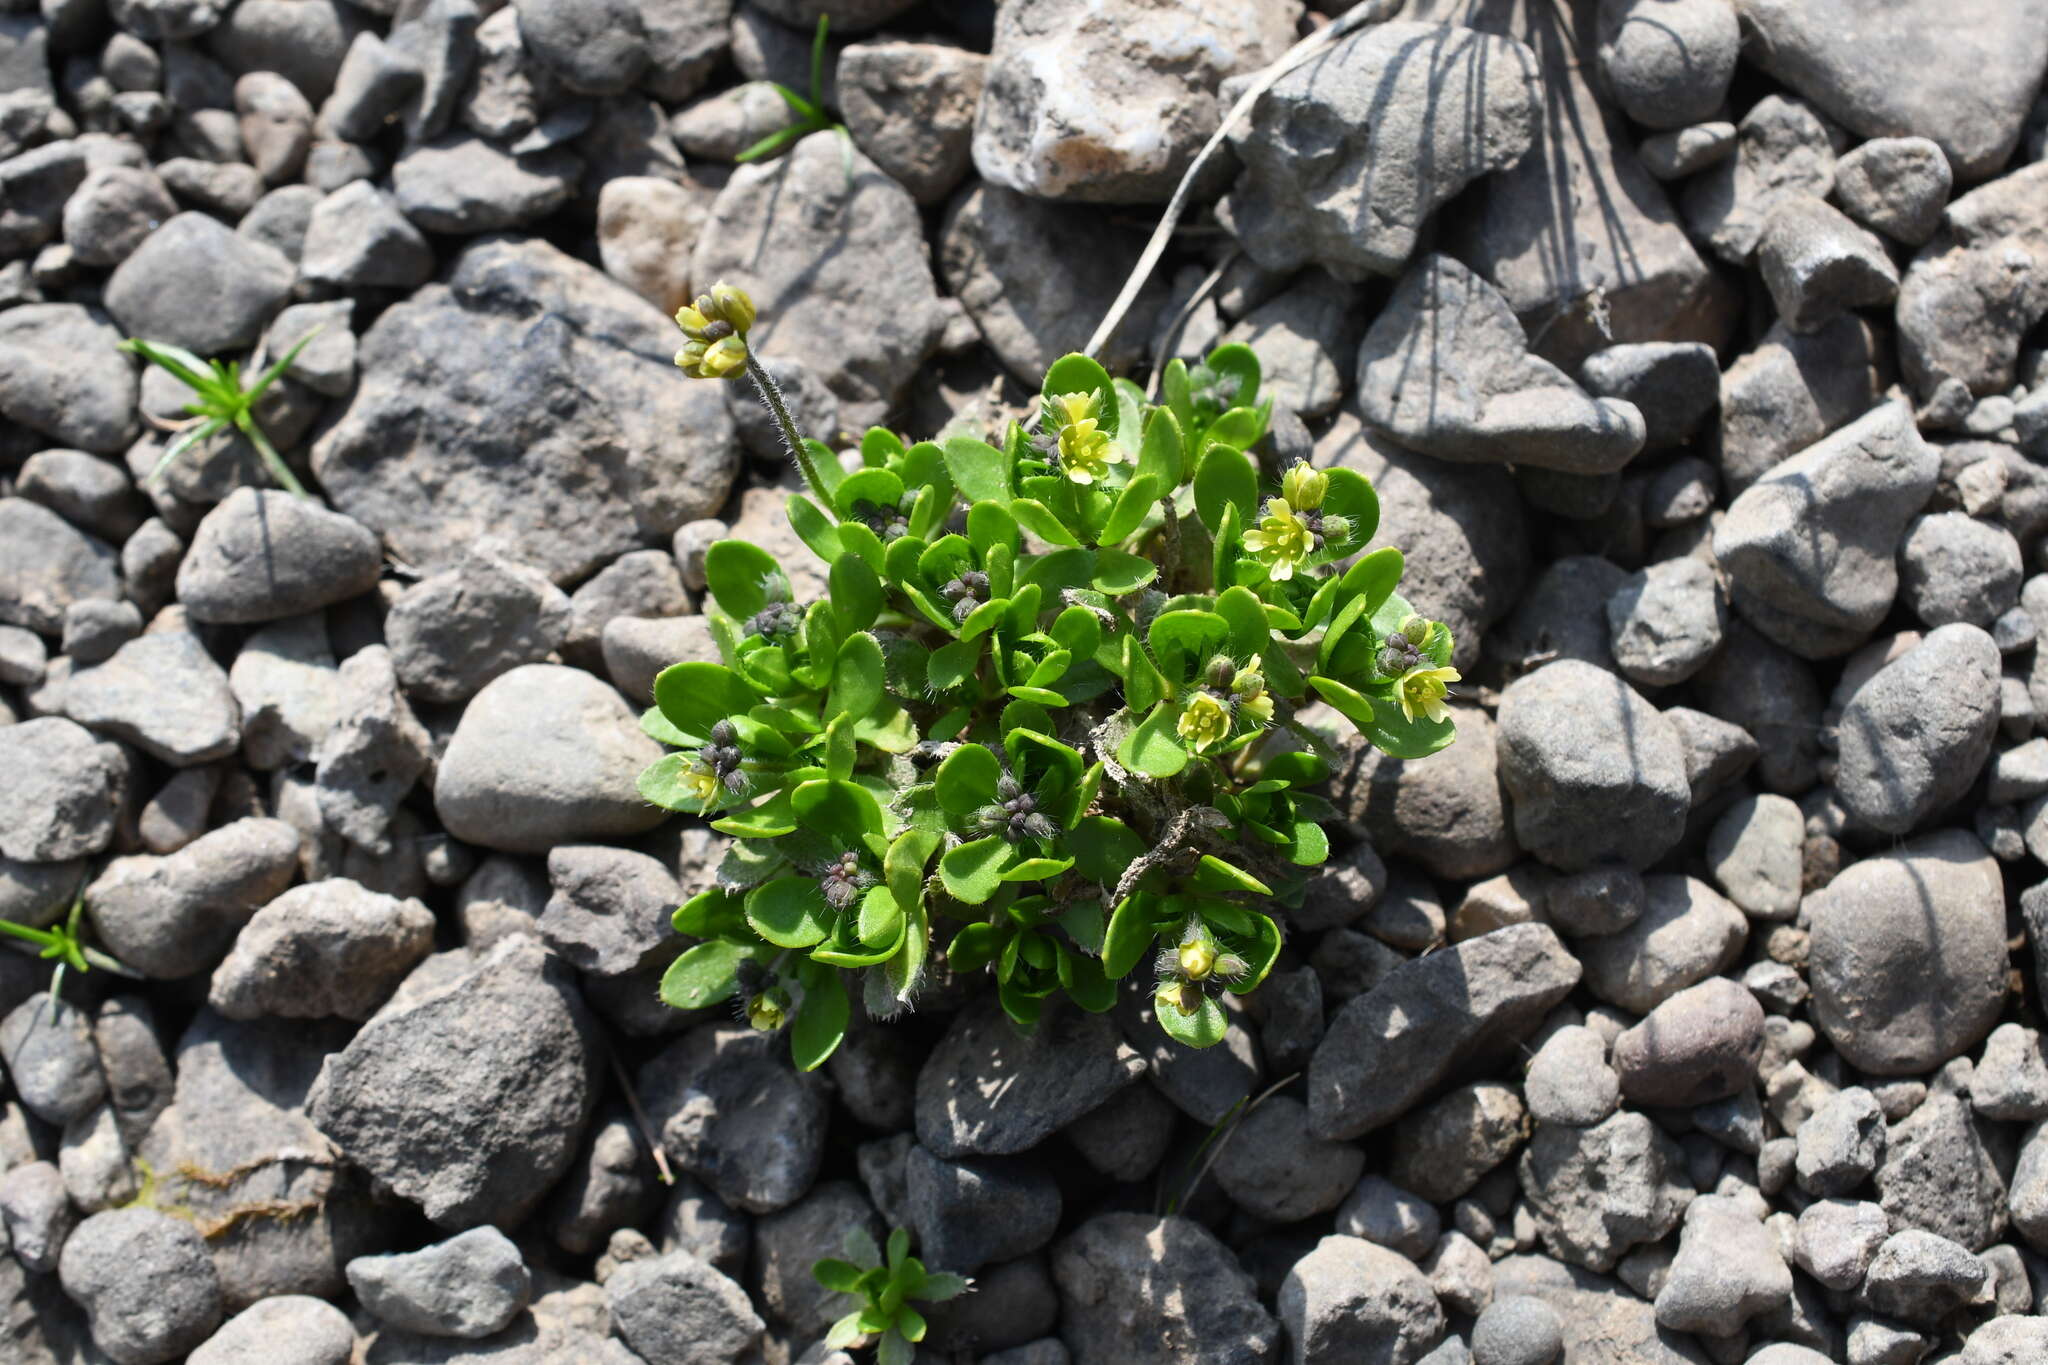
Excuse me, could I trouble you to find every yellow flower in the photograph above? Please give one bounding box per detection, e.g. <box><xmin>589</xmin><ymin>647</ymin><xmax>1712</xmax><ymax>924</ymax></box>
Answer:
<box><xmin>1176</xmin><ymin>690</ymin><xmax>1232</xmax><ymax>753</ymax></box>
<box><xmin>1396</xmin><ymin>665</ymin><xmax>1460</xmax><ymax>725</ymax></box>
<box><xmin>679</xmin><ymin>758</ymin><xmax>723</xmax><ymax>807</ymax></box>
<box><xmin>1232</xmin><ymin>658</ymin><xmax>1273</xmax><ymax>729</ymax></box>
<box><xmin>1241</xmin><ymin>497</ymin><xmax>1314</xmax><ymax>581</ymax></box>
<box><xmin>746</xmin><ymin>990</ymin><xmax>786</xmax><ymax>1031</ymax></box>
<box><xmin>674</xmin><ymin>283</ymin><xmax>756</xmax><ymax>379</ymax></box>
<box><xmin>1281</xmin><ymin>462</ymin><xmax>1327</xmax><ymax>511</ymax></box>
<box><xmin>1177</xmin><ymin>935</ymin><xmax>1217</xmax><ymax>981</ymax></box>
<box><xmin>1048</xmin><ymin>391</ymin><xmax>1123</xmax><ymax>485</ymax></box>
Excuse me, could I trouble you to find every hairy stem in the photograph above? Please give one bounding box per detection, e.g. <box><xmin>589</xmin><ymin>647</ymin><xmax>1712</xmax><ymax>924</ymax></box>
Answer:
<box><xmin>746</xmin><ymin>353</ymin><xmax>831</xmax><ymax>505</ymax></box>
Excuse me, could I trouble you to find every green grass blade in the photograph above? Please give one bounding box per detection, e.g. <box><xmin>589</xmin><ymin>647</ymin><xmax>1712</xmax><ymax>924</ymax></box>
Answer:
<box><xmin>0</xmin><ymin>919</ymin><xmax>59</xmax><ymax>950</ymax></box>
<box><xmin>120</xmin><ymin>337</ymin><xmax>213</xmax><ymax>392</ymax></box>
<box><xmin>809</xmin><ymin>14</ymin><xmax>830</xmax><ymax>111</ymax></box>
<box><xmin>736</xmin><ymin>124</ymin><xmax>808</xmax><ymax>163</ymax></box>
<box><xmin>148</xmin><ymin>418</ymin><xmax>226</xmax><ymax>485</ymax></box>
<box><xmin>239</xmin><ymin>415</ymin><xmax>311</xmax><ymax>499</ymax></box>
<box><xmin>246</xmin><ymin>324</ymin><xmax>326</xmax><ymax>406</ymax></box>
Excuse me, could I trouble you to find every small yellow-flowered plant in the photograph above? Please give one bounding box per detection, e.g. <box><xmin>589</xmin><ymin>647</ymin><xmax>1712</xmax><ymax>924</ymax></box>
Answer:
<box><xmin>1048</xmin><ymin>391</ymin><xmax>1124</xmax><ymax>485</ymax></box>
<box><xmin>675</xmin><ymin>283</ymin><xmax>757</xmax><ymax>379</ymax></box>
<box><xmin>1242</xmin><ymin>497</ymin><xmax>1314</xmax><ymax>580</ymax></box>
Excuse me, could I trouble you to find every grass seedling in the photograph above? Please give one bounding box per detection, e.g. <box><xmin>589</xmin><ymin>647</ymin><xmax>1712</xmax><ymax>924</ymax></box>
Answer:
<box><xmin>736</xmin><ymin>14</ymin><xmax>853</xmax><ymax>175</ymax></box>
<box><xmin>122</xmin><ymin>329</ymin><xmax>324</xmax><ymax>499</ymax></box>
<box><xmin>812</xmin><ymin>1226</ymin><xmax>970</xmax><ymax>1365</ymax></box>
<box><xmin>0</xmin><ymin>882</ymin><xmax>139</xmax><ymax>1010</ymax></box>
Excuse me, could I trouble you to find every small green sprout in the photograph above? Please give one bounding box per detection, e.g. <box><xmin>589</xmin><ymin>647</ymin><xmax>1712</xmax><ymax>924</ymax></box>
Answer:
<box><xmin>812</xmin><ymin>1226</ymin><xmax>970</xmax><ymax>1365</ymax></box>
<box><xmin>0</xmin><ymin>882</ymin><xmax>139</xmax><ymax>1008</ymax></box>
<box><xmin>121</xmin><ymin>328</ymin><xmax>324</xmax><ymax>499</ymax></box>
<box><xmin>736</xmin><ymin>14</ymin><xmax>854</xmax><ymax>173</ymax></box>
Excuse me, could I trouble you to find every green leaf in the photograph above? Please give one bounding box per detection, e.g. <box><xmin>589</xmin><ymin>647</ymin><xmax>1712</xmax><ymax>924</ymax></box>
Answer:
<box><xmin>1041</xmin><ymin>353</ymin><xmax>1119</xmax><ymax>441</ymax></box>
<box><xmin>813</xmin><ymin>1258</ymin><xmax>866</xmax><ymax>1294</ymax></box>
<box><xmin>833</xmin><ymin>467</ymin><xmax>905</xmax><ymax>522</ymax></box>
<box><xmin>1204</xmin><ymin>342</ymin><xmax>1261</xmax><ymax>412</ymax></box>
<box><xmin>861</xmin><ymin>426</ymin><xmax>905</xmax><ymax>465</ymax></box>
<box><xmin>786</xmin><ymin>494</ymin><xmax>843</xmax><ymax>563</ymax></box>
<box><xmin>1009</xmin><ymin>498</ymin><xmax>1081</xmax><ymax>547</ymax></box>
<box><xmin>712</xmin><ymin>790</ymin><xmax>799</xmax><ymax>838</ymax></box>
<box><xmin>638</xmin><ymin>753</ymin><xmax>711</xmax><ymax>811</ymax></box>
<box><xmin>705</xmin><ymin>541</ymin><xmax>790</xmax><ymax>621</ymax></box>
<box><xmin>1192</xmin><ymin>443</ymin><xmax>1258</xmax><ymax>535</ymax></box>
<box><xmin>828</xmin><ymin>553</ymin><xmax>884</xmax><ymax>635</ymax></box>
<box><xmin>1321</xmin><ymin>466</ymin><xmax>1380</xmax><ymax>550</ymax></box>
<box><xmin>884</xmin><ymin>827</ymin><xmax>941</xmax><ymax>916</ymax></box>
<box><xmin>1136</xmin><ymin>407</ymin><xmax>1185</xmax><ymax>489</ymax></box>
<box><xmin>1189</xmin><ymin>855</ymin><xmax>1272</xmax><ymax>896</ymax></box>
<box><xmin>947</xmin><ymin>920</ymin><xmax>1005</xmax><ymax>973</ymax></box>
<box><xmin>674</xmin><ymin>887</ymin><xmax>747</xmax><ymax>937</ymax></box>
<box><xmin>791</xmin><ymin>964</ymin><xmax>848</xmax><ymax>1071</ymax></box>
<box><xmin>1058</xmin><ymin>948</ymin><xmax>1117</xmax><ymax>1012</ymax></box>
<box><xmin>1103</xmin><ymin>895</ymin><xmax>1157</xmax><ymax>979</ymax></box>
<box><xmin>823</xmin><ymin>712</ymin><xmax>856</xmax><ymax>780</ymax></box>
<box><xmin>944</xmin><ymin>436</ymin><xmax>1011</xmax><ymax>504</ymax></box>
<box><xmin>653</xmin><ymin>662</ymin><xmax>759</xmax><ymax>742</ymax></box>
<box><xmin>746</xmin><ymin>878</ymin><xmax>834</xmax><ymax>948</ymax></box>
<box><xmin>876</xmin><ymin>1328</ymin><xmax>913</xmax><ymax>1365</ymax></box>
<box><xmin>1308</xmin><ymin>674</ymin><xmax>1377</xmax><ymax>731</ymax></box>
<box><xmin>1213</xmin><ymin>585</ymin><xmax>1272</xmax><ymax>661</ymax></box>
<box><xmin>965</xmin><ymin>499</ymin><xmax>1020</xmax><ymax>558</ymax></box>
<box><xmin>792</xmin><ymin>779</ymin><xmax>885</xmax><ymax>844</ymax></box>
<box><xmin>659</xmin><ymin>941</ymin><xmax>753</xmax><ymax>1009</ymax></box>
<box><xmin>1099</xmin><ymin>472</ymin><xmax>1163</xmax><ymax>547</ymax></box>
<box><xmin>1001</xmin><ymin>856</ymin><xmax>1074</xmax><ymax>882</ymax></box>
<box><xmin>1355</xmin><ymin>692</ymin><xmax>1458</xmax><ymax>761</ymax></box>
<box><xmin>924</xmin><ymin>638</ymin><xmax>980</xmax><ymax>694</ymax></box>
<box><xmin>1290</xmin><ymin>820</ymin><xmax>1330</xmax><ymax>867</ymax></box>
<box><xmin>1202</xmin><ymin>405</ymin><xmax>1264</xmax><ymax>455</ymax></box>
<box><xmin>830</xmin><ymin>632</ymin><xmax>887</xmax><ymax>721</ymax></box>
<box><xmin>920</xmin><ymin>1272</ymin><xmax>971</xmax><ymax>1303</ymax></box>
<box><xmin>1211</xmin><ymin>498</ymin><xmax>1241</xmax><ymax>596</ymax></box>
<box><xmin>897</xmin><ymin>1304</ymin><xmax>928</xmax><ymax>1344</ymax></box>
<box><xmin>1155</xmin><ymin>987</ymin><xmax>1228</xmax><ymax>1048</ymax></box>
<box><xmin>1091</xmin><ymin>547</ymin><xmax>1156</xmax><ymax>595</ymax></box>
<box><xmin>1337</xmin><ymin>545</ymin><xmax>1403</xmax><ymax>617</ymax></box>
<box><xmin>856</xmin><ymin>883</ymin><xmax>906</xmax><ymax>947</ymax></box>
<box><xmin>934</xmin><ymin>743</ymin><xmax>1001</xmax><ymax>815</ymax></box>
<box><xmin>939</xmin><ymin>837</ymin><xmax>1018</xmax><ymax>905</ymax></box>
<box><xmin>1148</xmin><ymin>610</ymin><xmax>1231</xmax><ymax>686</ymax></box>
<box><xmin>1117</xmin><ymin>706</ymin><xmax>1188</xmax><ymax>778</ymax></box>
<box><xmin>1067</xmin><ymin>815</ymin><xmax>1148</xmax><ymax>886</ymax></box>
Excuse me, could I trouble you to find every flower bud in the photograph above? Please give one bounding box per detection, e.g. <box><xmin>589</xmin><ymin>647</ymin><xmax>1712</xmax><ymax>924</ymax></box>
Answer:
<box><xmin>1282</xmin><ymin>462</ymin><xmax>1327</xmax><ymax>511</ymax></box>
<box><xmin>709</xmin><ymin>282</ymin><xmax>755</xmax><ymax>335</ymax></box>
<box><xmin>1401</xmin><ymin>615</ymin><xmax>1432</xmax><ymax>647</ymax></box>
<box><xmin>746</xmin><ymin>990</ymin><xmax>787</xmax><ymax>1031</ymax></box>
<box><xmin>701</xmin><ymin>334</ymin><xmax>748</xmax><ymax>378</ymax></box>
<box><xmin>1319</xmin><ymin>514</ymin><xmax>1351</xmax><ymax>545</ymax></box>
<box><xmin>1178</xmin><ymin>937</ymin><xmax>1217</xmax><ymax>981</ymax></box>
<box><xmin>1206</xmin><ymin>656</ymin><xmax>1237</xmax><ymax>690</ymax></box>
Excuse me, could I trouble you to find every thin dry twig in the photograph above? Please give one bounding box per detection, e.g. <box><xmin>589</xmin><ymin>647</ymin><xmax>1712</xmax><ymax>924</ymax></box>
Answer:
<box><xmin>609</xmin><ymin>1047</ymin><xmax>677</xmax><ymax>1186</ymax></box>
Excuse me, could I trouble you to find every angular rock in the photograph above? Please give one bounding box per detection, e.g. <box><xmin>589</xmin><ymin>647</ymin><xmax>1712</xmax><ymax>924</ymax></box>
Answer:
<box><xmin>434</xmin><ymin>664</ymin><xmax>666</xmax><ymax>853</ymax></box>
<box><xmin>1613</xmin><ymin>977</ymin><xmax>1765</xmax><ymax>1108</ymax></box>
<box><xmin>86</xmin><ymin>817</ymin><xmax>300</xmax><ymax>980</ymax></box>
<box><xmin>177</xmin><ymin>489</ymin><xmax>382</xmax><ymax>625</ymax></box>
<box><xmin>1357</xmin><ymin>254</ymin><xmax>1646</xmax><ymax>474</ymax></box>
<box><xmin>392</xmin><ymin>133</ymin><xmax>576</xmax><ymax>234</ymax></box>
<box><xmin>1715</xmin><ymin>399</ymin><xmax>1939</xmax><ymax>658</ymax></box>
<box><xmin>0</xmin><ymin>303</ymin><xmax>138</xmax><ymax>456</ymax></box>
<box><xmin>1732</xmin><ymin>0</ymin><xmax>2048</xmax><ymax>180</ymax></box>
<box><xmin>1604</xmin><ymin>556</ymin><xmax>1725</xmax><ymax>687</ymax></box>
<box><xmin>918</xmin><ymin>996</ymin><xmax>1145</xmax><ymax>1158</ymax></box>
<box><xmin>835</xmin><ymin>39</ymin><xmax>984</xmax><ymax>205</ymax></box>
<box><xmin>1575</xmin><ymin>875</ymin><xmax>1747</xmax><ymax>1015</ymax></box>
<box><xmin>347</xmin><ymin>1226</ymin><xmax>529</xmax><ymax>1339</ymax></box>
<box><xmin>1211</xmin><ymin>1096</ymin><xmax>1363</xmax><ymax>1224</ymax></box>
<box><xmin>1221</xmin><ymin>21</ymin><xmax>1537</xmax><ymax>280</ymax></box>
<box><xmin>537</xmin><ymin>845</ymin><xmax>682</xmax><ymax>978</ymax></box>
<box><xmin>58</xmin><ymin>1208</ymin><xmax>222</xmax><ymax>1365</ymax></box>
<box><xmin>1518</xmin><ymin>1113</ymin><xmax>1692</xmax><ymax>1272</ymax></box>
<box><xmin>1834</xmin><ymin>624</ymin><xmax>2001</xmax><ymax>833</ymax></box>
<box><xmin>594</xmin><ymin>175</ymin><xmax>710</xmax><ymax>317</ymax></box>
<box><xmin>208</xmin><ymin>878</ymin><xmax>434</xmax><ymax>1021</ymax></box>
<box><xmin>1279</xmin><ymin>1235</ymin><xmax>1444</xmax><ymax>1365</ymax></box>
<box><xmin>1329</xmin><ymin>702</ymin><xmax>1515</xmax><ymax>883</ymax></box>
<box><xmin>906</xmin><ymin>1147</ymin><xmax>1060</xmax><ymax>1276</ymax></box>
<box><xmin>1896</xmin><ymin>161</ymin><xmax>2048</xmax><ymax>398</ymax></box>
<box><xmin>1524</xmin><ymin>1025</ymin><xmax>1620</xmax><ymax>1127</ymax></box>
<box><xmin>1877</xmin><ymin>1087</ymin><xmax>2008</xmax><ymax>1252</ymax></box>
<box><xmin>1756</xmin><ymin>194</ymin><xmax>1899</xmax><ymax>332</ymax></box>
<box><xmin>1704</xmin><ymin>793</ymin><xmax>1803</xmax><ymax>919</ymax></box>
<box><xmin>1834</xmin><ymin>135</ymin><xmax>1952</xmax><ymax>246</ymax></box>
<box><xmin>1807</xmin><ymin>830</ymin><xmax>2008</xmax><ymax>1075</ymax></box>
<box><xmin>1653</xmin><ymin>1195</ymin><xmax>1791</xmax><ymax>1333</ymax></box>
<box><xmin>1386</xmin><ymin>1083</ymin><xmax>1527</xmax><ymax>1205</ymax></box>
<box><xmin>1975</xmin><ymin>1024</ymin><xmax>2048</xmax><ymax>1121</ymax></box>
<box><xmin>606</xmin><ymin>1250</ymin><xmax>765</xmax><ymax>1365</ymax></box>
<box><xmin>1308</xmin><ymin>923</ymin><xmax>1579</xmax><ymax>1141</ymax></box>
<box><xmin>300</xmin><ymin>180</ymin><xmax>434</xmax><ymax>289</ymax></box>
<box><xmin>1714</xmin><ymin>314</ymin><xmax>1884</xmax><ymax>495</ymax></box>
<box><xmin>1795</xmin><ymin>1087</ymin><xmax>1886</xmax><ymax>1196</ymax></box>
<box><xmin>1681</xmin><ymin>94</ymin><xmax>1841</xmax><ymax>265</ymax></box>
<box><xmin>228</xmin><ymin>616</ymin><xmax>344</xmax><ymax>771</ymax></box>
<box><xmin>0</xmin><ymin>497</ymin><xmax>122</xmax><ymax>635</ymax></box>
<box><xmin>103</xmin><ymin>211</ymin><xmax>293</xmax><ymax>356</ymax></box>
<box><xmin>65</xmin><ymin>630</ymin><xmax>239</xmax><ymax>766</ymax></box>
<box><xmin>1052</xmin><ymin>1213</ymin><xmax>1280</xmax><ymax>1365</ymax></box>
<box><xmin>310</xmin><ymin>936</ymin><xmax>602</xmax><ymax>1229</ymax></box>
<box><xmin>1413</xmin><ymin>0</ymin><xmax>1731</xmax><ymax>367</ymax></box>
<box><xmin>974</xmin><ymin>0</ymin><xmax>1297</xmax><ymax>204</ymax></box>
<box><xmin>1495</xmin><ymin>661</ymin><xmax>1689</xmax><ymax>871</ymax></box>
<box><xmin>694</xmin><ymin>132</ymin><xmax>946</xmax><ymax>416</ymax></box>
<box><xmin>638</xmin><ymin>1024</ymin><xmax>829</xmax><ymax>1215</ymax></box>
<box><xmin>1792</xmin><ymin>1198</ymin><xmax>1889</xmax><ymax>1290</ymax></box>
<box><xmin>0</xmin><ymin>718</ymin><xmax>125</xmax><ymax>863</ymax></box>
<box><xmin>311</xmin><ymin>645</ymin><xmax>432</xmax><ymax>854</ymax></box>
<box><xmin>1899</xmin><ymin>512</ymin><xmax>2023</xmax><ymax>629</ymax></box>
<box><xmin>312</xmin><ymin>237</ymin><xmax>739</xmax><ymax>585</ymax></box>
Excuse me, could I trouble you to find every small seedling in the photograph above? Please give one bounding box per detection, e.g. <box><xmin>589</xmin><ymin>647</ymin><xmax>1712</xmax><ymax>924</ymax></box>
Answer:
<box><xmin>0</xmin><ymin>883</ymin><xmax>139</xmax><ymax>1008</ymax></box>
<box><xmin>122</xmin><ymin>329</ymin><xmax>323</xmax><ymax>499</ymax></box>
<box><xmin>812</xmin><ymin>1226</ymin><xmax>969</xmax><ymax>1365</ymax></box>
<box><xmin>736</xmin><ymin>14</ymin><xmax>853</xmax><ymax>171</ymax></box>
